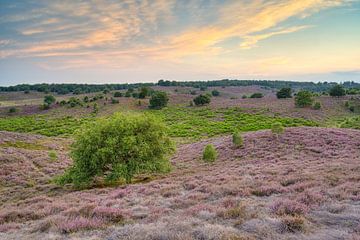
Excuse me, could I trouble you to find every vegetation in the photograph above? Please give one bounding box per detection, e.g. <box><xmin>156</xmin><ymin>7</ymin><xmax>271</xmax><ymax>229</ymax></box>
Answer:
<box><xmin>149</xmin><ymin>91</ymin><xmax>169</xmax><ymax>109</ymax></box>
<box><xmin>232</xmin><ymin>131</ymin><xmax>243</xmax><ymax>148</ymax></box>
<box><xmin>276</xmin><ymin>87</ymin><xmax>292</xmax><ymax>99</ymax></box>
<box><xmin>56</xmin><ymin>113</ymin><xmax>174</xmax><ymax>187</ymax></box>
<box><xmin>113</xmin><ymin>92</ymin><xmax>123</xmax><ymax>97</ymax></box>
<box><xmin>250</xmin><ymin>93</ymin><xmax>263</xmax><ymax>98</ymax></box>
<box><xmin>271</xmin><ymin>122</ymin><xmax>285</xmax><ymax>135</ymax></box>
<box><xmin>295</xmin><ymin>90</ymin><xmax>313</xmax><ymax>107</ymax></box>
<box><xmin>8</xmin><ymin>107</ymin><xmax>17</xmax><ymax>113</ymax></box>
<box><xmin>313</xmin><ymin>102</ymin><xmax>321</xmax><ymax>110</ymax></box>
<box><xmin>202</xmin><ymin>144</ymin><xmax>217</xmax><ymax>162</ymax></box>
<box><xmin>44</xmin><ymin>95</ymin><xmax>56</xmax><ymax>108</ymax></box>
<box><xmin>211</xmin><ymin>90</ymin><xmax>220</xmax><ymax>96</ymax></box>
<box><xmin>329</xmin><ymin>84</ymin><xmax>346</xmax><ymax>97</ymax></box>
<box><xmin>193</xmin><ymin>94</ymin><xmax>211</xmax><ymax>105</ymax></box>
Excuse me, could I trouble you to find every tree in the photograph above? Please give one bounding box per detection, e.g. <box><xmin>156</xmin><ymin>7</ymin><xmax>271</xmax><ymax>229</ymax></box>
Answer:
<box><xmin>276</xmin><ymin>88</ymin><xmax>292</xmax><ymax>99</ymax></box>
<box><xmin>329</xmin><ymin>84</ymin><xmax>345</xmax><ymax>97</ymax></box>
<box><xmin>211</xmin><ymin>90</ymin><xmax>220</xmax><ymax>96</ymax></box>
<box><xmin>193</xmin><ymin>94</ymin><xmax>211</xmax><ymax>105</ymax></box>
<box><xmin>203</xmin><ymin>144</ymin><xmax>217</xmax><ymax>162</ymax></box>
<box><xmin>114</xmin><ymin>92</ymin><xmax>123</xmax><ymax>97</ymax></box>
<box><xmin>149</xmin><ymin>91</ymin><xmax>169</xmax><ymax>109</ymax></box>
<box><xmin>250</xmin><ymin>93</ymin><xmax>263</xmax><ymax>98</ymax></box>
<box><xmin>56</xmin><ymin>113</ymin><xmax>174</xmax><ymax>187</ymax></box>
<box><xmin>138</xmin><ymin>87</ymin><xmax>149</xmax><ymax>99</ymax></box>
<box><xmin>295</xmin><ymin>90</ymin><xmax>313</xmax><ymax>107</ymax></box>
<box><xmin>44</xmin><ymin>95</ymin><xmax>56</xmax><ymax>106</ymax></box>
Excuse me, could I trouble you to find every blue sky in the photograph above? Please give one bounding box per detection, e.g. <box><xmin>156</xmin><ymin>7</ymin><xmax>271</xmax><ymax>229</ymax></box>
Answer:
<box><xmin>0</xmin><ymin>0</ymin><xmax>359</xmax><ymax>86</ymax></box>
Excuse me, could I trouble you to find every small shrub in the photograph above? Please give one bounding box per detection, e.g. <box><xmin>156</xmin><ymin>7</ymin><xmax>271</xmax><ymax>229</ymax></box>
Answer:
<box><xmin>242</xmin><ymin>95</ymin><xmax>247</xmax><ymax>99</ymax></box>
<box><xmin>271</xmin><ymin>122</ymin><xmax>284</xmax><ymax>135</ymax></box>
<box><xmin>203</xmin><ymin>144</ymin><xmax>217</xmax><ymax>162</ymax></box>
<box><xmin>83</xmin><ymin>96</ymin><xmax>89</xmax><ymax>103</ymax></box>
<box><xmin>329</xmin><ymin>84</ymin><xmax>345</xmax><ymax>97</ymax></box>
<box><xmin>49</xmin><ymin>151</ymin><xmax>57</xmax><ymax>161</ymax></box>
<box><xmin>189</xmin><ymin>101</ymin><xmax>194</xmax><ymax>107</ymax></box>
<box><xmin>24</xmin><ymin>90</ymin><xmax>30</xmax><ymax>94</ymax></box>
<box><xmin>44</xmin><ymin>95</ymin><xmax>56</xmax><ymax>106</ymax></box>
<box><xmin>295</xmin><ymin>90</ymin><xmax>313</xmax><ymax>107</ymax></box>
<box><xmin>190</xmin><ymin>90</ymin><xmax>197</xmax><ymax>95</ymax></box>
<box><xmin>280</xmin><ymin>215</ymin><xmax>306</xmax><ymax>233</ymax></box>
<box><xmin>250</xmin><ymin>93</ymin><xmax>263</xmax><ymax>98</ymax></box>
<box><xmin>8</xmin><ymin>107</ymin><xmax>17</xmax><ymax>113</ymax></box>
<box><xmin>211</xmin><ymin>90</ymin><xmax>220</xmax><ymax>96</ymax></box>
<box><xmin>313</xmin><ymin>102</ymin><xmax>321</xmax><ymax>110</ymax></box>
<box><xmin>232</xmin><ymin>132</ymin><xmax>243</xmax><ymax>148</ymax></box>
<box><xmin>193</xmin><ymin>94</ymin><xmax>211</xmax><ymax>106</ymax></box>
<box><xmin>92</xmin><ymin>103</ymin><xmax>99</xmax><ymax>114</ymax></box>
<box><xmin>113</xmin><ymin>92</ymin><xmax>122</xmax><ymax>97</ymax></box>
<box><xmin>149</xmin><ymin>91</ymin><xmax>169</xmax><ymax>109</ymax></box>
<box><xmin>111</xmin><ymin>98</ymin><xmax>119</xmax><ymax>104</ymax></box>
<box><xmin>349</xmin><ymin>106</ymin><xmax>355</xmax><ymax>112</ymax></box>
<box><xmin>200</xmin><ymin>86</ymin><xmax>207</xmax><ymax>91</ymax></box>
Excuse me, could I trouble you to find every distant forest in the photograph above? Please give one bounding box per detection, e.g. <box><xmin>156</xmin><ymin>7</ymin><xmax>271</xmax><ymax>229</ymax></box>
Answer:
<box><xmin>1</xmin><ymin>80</ymin><xmax>359</xmax><ymax>94</ymax></box>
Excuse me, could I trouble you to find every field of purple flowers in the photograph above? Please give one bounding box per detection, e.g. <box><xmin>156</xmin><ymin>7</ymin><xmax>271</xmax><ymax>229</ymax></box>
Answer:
<box><xmin>0</xmin><ymin>127</ymin><xmax>359</xmax><ymax>239</ymax></box>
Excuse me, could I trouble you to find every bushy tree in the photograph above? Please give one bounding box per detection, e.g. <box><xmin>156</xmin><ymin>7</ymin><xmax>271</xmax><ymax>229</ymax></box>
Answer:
<box><xmin>276</xmin><ymin>88</ymin><xmax>292</xmax><ymax>99</ymax></box>
<box><xmin>149</xmin><ymin>91</ymin><xmax>169</xmax><ymax>109</ymax></box>
<box><xmin>211</xmin><ymin>90</ymin><xmax>220</xmax><ymax>96</ymax></box>
<box><xmin>114</xmin><ymin>92</ymin><xmax>123</xmax><ymax>97</ymax></box>
<box><xmin>44</xmin><ymin>95</ymin><xmax>56</xmax><ymax>106</ymax></box>
<box><xmin>193</xmin><ymin>94</ymin><xmax>211</xmax><ymax>105</ymax></box>
<box><xmin>139</xmin><ymin>87</ymin><xmax>149</xmax><ymax>99</ymax></box>
<box><xmin>232</xmin><ymin>131</ymin><xmax>243</xmax><ymax>148</ymax></box>
<box><xmin>203</xmin><ymin>144</ymin><xmax>217</xmax><ymax>162</ymax></box>
<box><xmin>295</xmin><ymin>90</ymin><xmax>313</xmax><ymax>107</ymax></box>
<box><xmin>250</xmin><ymin>93</ymin><xmax>263</xmax><ymax>98</ymax></box>
<box><xmin>329</xmin><ymin>84</ymin><xmax>345</xmax><ymax>97</ymax></box>
<box><xmin>56</xmin><ymin>113</ymin><xmax>174</xmax><ymax>188</ymax></box>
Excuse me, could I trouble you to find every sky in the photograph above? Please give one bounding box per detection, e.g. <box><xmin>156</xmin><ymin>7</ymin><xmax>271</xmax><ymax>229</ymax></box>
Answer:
<box><xmin>0</xmin><ymin>0</ymin><xmax>360</xmax><ymax>86</ymax></box>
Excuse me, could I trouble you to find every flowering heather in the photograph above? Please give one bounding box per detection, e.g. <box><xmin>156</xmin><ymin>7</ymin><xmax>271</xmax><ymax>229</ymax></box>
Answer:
<box><xmin>0</xmin><ymin>127</ymin><xmax>359</xmax><ymax>239</ymax></box>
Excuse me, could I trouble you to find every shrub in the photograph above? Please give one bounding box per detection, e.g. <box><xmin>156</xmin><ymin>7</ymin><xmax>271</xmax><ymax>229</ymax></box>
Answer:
<box><xmin>24</xmin><ymin>90</ymin><xmax>30</xmax><ymax>94</ymax></box>
<box><xmin>149</xmin><ymin>91</ymin><xmax>169</xmax><ymax>109</ymax></box>
<box><xmin>138</xmin><ymin>87</ymin><xmax>149</xmax><ymax>99</ymax></box>
<box><xmin>49</xmin><ymin>151</ymin><xmax>57</xmax><ymax>161</ymax></box>
<box><xmin>250</xmin><ymin>93</ymin><xmax>263</xmax><ymax>98</ymax></box>
<box><xmin>92</xmin><ymin>103</ymin><xmax>99</xmax><ymax>114</ymax></box>
<box><xmin>295</xmin><ymin>90</ymin><xmax>313</xmax><ymax>107</ymax></box>
<box><xmin>203</xmin><ymin>144</ymin><xmax>217</xmax><ymax>162</ymax></box>
<box><xmin>276</xmin><ymin>88</ymin><xmax>292</xmax><ymax>99</ymax></box>
<box><xmin>232</xmin><ymin>131</ymin><xmax>243</xmax><ymax>148</ymax></box>
<box><xmin>190</xmin><ymin>90</ymin><xmax>197</xmax><ymax>95</ymax></box>
<box><xmin>271</xmin><ymin>122</ymin><xmax>284</xmax><ymax>135</ymax></box>
<box><xmin>8</xmin><ymin>107</ymin><xmax>17</xmax><ymax>113</ymax></box>
<box><xmin>125</xmin><ymin>91</ymin><xmax>131</xmax><ymax>97</ymax></box>
<box><xmin>242</xmin><ymin>95</ymin><xmax>247</xmax><ymax>99</ymax></box>
<box><xmin>313</xmin><ymin>102</ymin><xmax>321</xmax><ymax>110</ymax></box>
<box><xmin>211</xmin><ymin>90</ymin><xmax>220</xmax><ymax>96</ymax></box>
<box><xmin>114</xmin><ymin>92</ymin><xmax>122</xmax><ymax>97</ymax></box>
<box><xmin>44</xmin><ymin>95</ymin><xmax>56</xmax><ymax>106</ymax></box>
<box><xmin>83</xmin><ymin>96</ymin><xmax>89</xmax><ymax>103</ymax></box>
<box><xmin>132</xmin><ymin>92</ymin><xmax>139</xmax><ymax>98</ymax></box>
<box><xmin>56</xmin><ymin>113</ymin><xmax>174</xmax><ymax>187</ymax></box>
<box><xmin>329</xmin><ymin>84</ymin><xmax>345</xmax><ymax>97</ymax></box>
<box><xmin>193</xmin><ymin>94</ymin><xmax>211</xmax><ymax>106</ymax></box>
<box><xmin>200</xmin><ymin>86</ymin><xmax>207</xmax><ymax>91</ymax></box>
<box><xmin>280</xmin><ymin>215</ymin><xmax>306</xmax><ymax>233</ymax></box>
<box><xmin>349</xmin><ymin>106</ymin><xmax>355</xmax><ymax>112</ymax></box>
<box><xmin>111</xmin><ymin>98</ymin><xmax>119</xmax><ymax>104</ymax></box>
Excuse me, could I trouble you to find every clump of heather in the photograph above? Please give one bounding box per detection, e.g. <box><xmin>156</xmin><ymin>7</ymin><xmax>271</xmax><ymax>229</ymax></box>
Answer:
<box><xmin>271</xmin><ymin>199</ymin><xmax>308</xmax><ymax>216</ymax></box>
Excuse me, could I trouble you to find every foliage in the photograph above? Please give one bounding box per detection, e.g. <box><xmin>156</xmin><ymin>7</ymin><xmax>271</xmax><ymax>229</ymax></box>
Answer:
<box><xmin>271</xmin><ymin>122</ymin><xmax>285</xmax><ymax>135</ymax></box>
<box><xmin>93</xmin><ymin>103</ymin><xmax>99</xmax><ymax>114</ymax></box>
<box><xmin>111</xmin><ymin>98</ymin><xmax>119</xmax><ymax>104</ymax></box>
<box><xmin>113</xmin><ymin>92</ymin><xmax>123</xmax><ymax>98</ymax></box>
<box><xmin>295</xmin><ymin>90</ymin><xmax>313</xmax><ymax>107</ymax></box>
<box><xmin>44</xmin><ymin>95</ymin><xmax>56</xmax><ymax>106</ymax></box>
<box><xmin>203</xmin><ymin>144</ymin><xmax>217</xmax><ymax>162</ymax></box>
<box><xmin>250</xmin><ymin>93</ymin><xmax>263</xmax><ymax>98</ymax></box>
<box><xmin>313</xmin><ymin>102</ymin><xmax>321</xmax><ymax>110</ymax></box>
<box><xmin>211</xmin><ymin>90</ymin><xmax>220</xmax><ymax>96</ymax></box>
<box><xmin>276</xmin><ymin>88</ymin><xmax>292</xmax><ymax>99</ymax></box>
<box><xmin>56</xmin><ymin>113</ymin><xmax>174</xmax><ymax>187</ymax></box>
<box><xmin>149</xmin><ymin>91</ymin><xmax>169</xmax><ymax>109</ymax></box>
<box><xmin>68</xmin><ymin>97</ymin><xmax>83</xmax><ymax>107</ymax></box>
<box><xmin>232</xmin><ymin>131</ymin><xmax>243</xmax><ymax>148</ymax></box>
<box><xmin>193</xmin><ymin>94</ymin><xmax>211</xmax><ymax>105</ymax></box>
<box><xmin>8</xmin><ymin>107</ymin><xmax>17</xmax><ymax>113</ymax></box>
<box><xmin>340</xmin><ymin>116</ymin><xmax>360</xmax><ymax>129</ymax></box>
<box><xmin>242</xmin><ymin>95</ymin><xmax>247</xmax><ymax>99</ymax></box>
<box><xmin>329</xmin><ymin>84</ymin><xmax>345</xmax><ymax>97</ymax></box>
<box><xmin>138</xmin><ymin>87</ymin><xmax>149</xmax><ymax>99</ymax></box>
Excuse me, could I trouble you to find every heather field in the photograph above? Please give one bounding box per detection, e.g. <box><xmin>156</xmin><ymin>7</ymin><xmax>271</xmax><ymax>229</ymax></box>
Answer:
<box><xmin>0</xmin><ymin>85</ymin><xmax>360</xmax><ymax>240</ymax></box>
<box><xmin>0</xmin><ymin>127</ymin><xmax>360</xmax><ymax>239</ymax></box>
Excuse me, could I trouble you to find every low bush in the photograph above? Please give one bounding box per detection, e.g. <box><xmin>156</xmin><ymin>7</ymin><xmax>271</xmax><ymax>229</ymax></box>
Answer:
<box><xmin>193</xmin><ymin>94</ymin><xmax>211</xmax><ymax>106</ymax></box>
<box><xmin>211</xmin><ymin>90</ymin><xmax>220</xmax><ymax>96</ymax></box>
<box><xmin>113</xmin><ymin>92</ymin><xmax>123</xmax><ymax>97</ymax></box>
<box><xmin>271</xmin><ymin>122</ymin><xmax>284</xmax><ymax>135</ymax></box>
<box><xmin>8</xmin><ymin>107</ymin><xmax>17</xmax><ymax>113</ymax></box>
<box><xmin>149</xmin><ymin>91</ymin><xmax>169</xmax><ymax>109</ymax></box>
<box><xmin>232</xmin><ymin>131</ymin><xmax>243</xmax><ymax>148</ymax></box>
<box><xmin>295</xmin><ymin>90</ymin><xmax>313</xmax><ymax>107</ymax></box>
<box><xmin>250</xmin><ymin>93</ymin><xmax>263</xmax><ymax>98</ymax></box>
<box><xmin>276</xmin><ymin>87</ymin><xmax>292</xmax><ymax>99</ymax></box>
<box><xmin>56</xmin><ymin>113</ymin><xmax>174</xmax><ymax>188</ymax></box>
<box><xmin>203</xmin><ymin>144</ymin><xmax>217</xmax><ymax>162</ymax></box>
<box><xmin>313</xmin><ymin>102</ymin><xmax>321</xmax><ymax>110</ymax></box>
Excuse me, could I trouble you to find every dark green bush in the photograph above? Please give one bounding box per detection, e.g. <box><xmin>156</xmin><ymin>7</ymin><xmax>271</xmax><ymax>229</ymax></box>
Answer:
<box><xmin>313</xmin><ymin>102</ymin><xmax>321</xmax><ymax>110</ymax></box>
<box><xmin>149</xmin><ymin>91</ymin><xmax>169</xmax><ymax>109</ymax></box>
<box><xmin>114</xmin><ymin>92</ymin><xmax>123</xmax><ymax>98</ymax></box>
<box><xmin>250</xmin><ymin>93</ymin><xmax>263</xmax><ymax>98</ymax></box>
<box><xmin>329</xmin><ymin>84</ymin><xmax>345</xmax><ymax>97</ymax></box>
<box><xmin>56</xmin><ymin>113</ymin><xmax>174</xmax><ymax>188</ymax></box>
<box><xmin>203</xmin><ymin>144</ymin><xmax>217</xmax><ymax>162</ymax></box>
<box><xmin>295</xmin><ymin>90</ymin><xmax>313</xmax><ymax>107</ymax></box>
<box><xmin>8</xmin><ymin>107</ymin><xmax>17</xmax><ymax>113</ymax></box>
<box><xmin>193</xmin><ymin>94</ymin><xmax>211</xmax><ymax>105</ymax></box>
<box><xmin>211</xmin><ymin>90</ymin><xmax>220</xmax><ymax>96</ymax></box>
<box><xmin>44</xmin><ymin>95</ymin><xmax>56</xmax><ymax>106</ymax></box>
<box><xmin>111</xmin><ymin>98</ymin><xmax>119</xmax><ymax>104</ymax></box>
<box><xmin>276</xmin><ymin>88</ymin><xmax>292</xmax><ymax>99</ymax></box>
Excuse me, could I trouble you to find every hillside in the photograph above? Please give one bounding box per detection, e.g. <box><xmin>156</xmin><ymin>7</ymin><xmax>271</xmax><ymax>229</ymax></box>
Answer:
<box><xmin>0</xmin><ymin>127</ymin><xmax>359</xmax><ymax>239</ymax></box>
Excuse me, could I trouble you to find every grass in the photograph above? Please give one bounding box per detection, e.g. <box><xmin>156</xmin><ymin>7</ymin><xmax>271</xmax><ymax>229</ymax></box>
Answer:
<box><xmin>0</xmin><ymin>141</ymin><xmax>50</xmax><ymax>150</ymax></box>
<box><xmin>0</xmin><ymin>106</ymin><xmax>318</xmax><ymax>139</ymax></box>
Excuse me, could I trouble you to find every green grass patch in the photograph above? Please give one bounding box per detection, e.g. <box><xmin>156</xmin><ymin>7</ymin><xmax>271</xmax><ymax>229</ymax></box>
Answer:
<box><xmin>340</xmin><ymin>116</ymin><xmax>360</xmax><ymax>130</ymax></box>
<box><xmin>0</xmin><ymin>141</ymin><xmax>50</xmax><ymax>150</ymax></box>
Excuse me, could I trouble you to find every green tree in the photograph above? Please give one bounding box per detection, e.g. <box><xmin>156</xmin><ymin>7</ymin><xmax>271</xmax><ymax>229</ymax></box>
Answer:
<box><xmin>149</xmin><ymin>91</ymin><xmax>169</xmax><ymax>109</ymax></box>
<box><xmin>114</xmin><ymin>92</ymin><xmax>123</xmax><ymax>97</ymax></box>
<box><xmin>276</xmin><ymin>88</ymin><xmax>292</xmax><ymax>99</ymax></box>
<box><xmin>203</xmin><ymin>144</ymin><xmax>217</xmax><ymax>162</ymax></box>
<box><xmin>139</xmin><ymin>87</ymin><xmax>149</xmax><ymax>99</ymax></box>
<box><xmin>56</xmin><ymin>113</ymin><xmax>174</xmax><ymax>187</ymax></box>
<box><xmin>193</xmin><ymin>94</ymin><xmax>211</xmax><ymax>105</ymax></box>
<box><xmin>329</xmin><ymin>84</ymin><xmax>345</xmax><ymax>97</ymax></box>
<box><xmin>295</xmin><ymin>90</ymin><xmax>313</xmax><ymax>107</ymax></box>
<box><xmin>44</xmin><ymin>95</ymin><xmax>56</xmax><ymax>106</ymax></box>
<box><xmin>211</xmin><ymin>90</ymin><xmax>220</xmax><ymax>96</ymax></box>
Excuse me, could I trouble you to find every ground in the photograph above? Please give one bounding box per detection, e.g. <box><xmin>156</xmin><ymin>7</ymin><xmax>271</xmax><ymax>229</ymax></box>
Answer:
<box><xmin>0</xmin><ymin>127</ymin><xmax>359</xmax><ymax>239</ymax></box>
